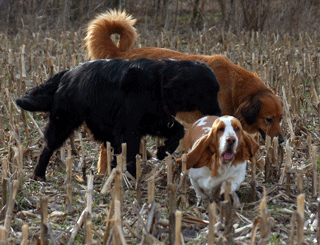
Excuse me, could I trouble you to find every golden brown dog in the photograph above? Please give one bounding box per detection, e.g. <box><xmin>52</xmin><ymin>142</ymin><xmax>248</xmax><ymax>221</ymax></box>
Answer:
<box><xmin>176</xmin><ymin>115</ymin><xmax>259</xmax><ymax>207</ymax></box>
<box><xmin>84</xmin><ymin>10</ymin><xmax>283</xmax><ymax>141</ymax></box>
<box><xmin>84</xmin><ymin>10</ymin><xmax>283</xmax><ymax>173</ymax></box>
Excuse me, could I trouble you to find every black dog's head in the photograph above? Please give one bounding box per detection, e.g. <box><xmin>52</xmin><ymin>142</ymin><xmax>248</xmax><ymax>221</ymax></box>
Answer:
<box><xmin>161</xmin><ymin>60</ymin><xmax>222</xmax><ymax>117</ymax></box>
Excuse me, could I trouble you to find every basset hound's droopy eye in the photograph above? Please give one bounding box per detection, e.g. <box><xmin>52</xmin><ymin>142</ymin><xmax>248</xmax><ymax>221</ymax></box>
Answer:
<box><xmin>218</xmin><ymin>126</ymin><xmax>225</xmax><ymax>133</ymax></box>
<box><xmin>234</xmin><ymin>126</ymin><xmax>240</xmax><ymax>132</ymax></box>
<box><xmin>265</xmin><ymin>117</ymin><xmax>274</xmax><ymax>125</ymax></box>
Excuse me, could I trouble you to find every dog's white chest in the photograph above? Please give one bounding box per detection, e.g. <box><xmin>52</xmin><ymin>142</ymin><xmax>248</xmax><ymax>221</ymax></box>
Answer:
<box><xmin>189</xmin><ymin>161</ymin><xmax>247</xmax><ymax>198</ymax></box>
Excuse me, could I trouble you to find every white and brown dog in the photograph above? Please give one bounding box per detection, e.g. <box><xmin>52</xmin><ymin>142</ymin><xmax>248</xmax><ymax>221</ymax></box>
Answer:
<box><xmin>177</xmin><ymin>115</ymin><xmax>259</xmax><ymax>207</ymax></box>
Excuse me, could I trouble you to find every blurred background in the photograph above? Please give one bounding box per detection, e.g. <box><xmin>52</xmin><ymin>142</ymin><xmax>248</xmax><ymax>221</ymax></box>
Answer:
<box><xmin>1</xmin><ymin>0</ymin><xmax>320</xmax><ymax>36</ymax></box>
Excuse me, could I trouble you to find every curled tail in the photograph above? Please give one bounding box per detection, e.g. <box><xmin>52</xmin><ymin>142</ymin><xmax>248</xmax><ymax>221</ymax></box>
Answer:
<box><xmin>16</xmin><ymin>70</ymin><xmax>68</xmax><ymax>112</ymax></box>
<box><xmin>84</xmin><ymin>9</ymin><xmax>137</xmax><ymax>60</ymax></box>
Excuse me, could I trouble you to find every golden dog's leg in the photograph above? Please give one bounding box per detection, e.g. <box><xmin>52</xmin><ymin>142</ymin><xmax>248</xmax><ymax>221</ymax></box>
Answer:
<box><xmin>98</xmin><ymin>143</ymin><xmax>107</xmax><ymax>174</ymax></box>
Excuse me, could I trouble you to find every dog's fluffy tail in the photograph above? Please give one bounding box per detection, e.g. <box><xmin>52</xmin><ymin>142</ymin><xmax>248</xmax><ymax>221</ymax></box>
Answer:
<box><xmin>16</xmin><ymin>70</ymin><xmax>67</xmax><ymax>112</ymax></box>
<box><xmin>84</xmin><ymin>9</ymin><xmax>137</xmax><ymax>60</ymax></box>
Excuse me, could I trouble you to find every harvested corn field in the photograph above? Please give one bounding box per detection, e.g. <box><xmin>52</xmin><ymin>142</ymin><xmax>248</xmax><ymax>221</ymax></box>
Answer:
<box><xmin>0</xmin><ymin>1</ymin><xmax>320</xmax><ymax>244</ymax></box>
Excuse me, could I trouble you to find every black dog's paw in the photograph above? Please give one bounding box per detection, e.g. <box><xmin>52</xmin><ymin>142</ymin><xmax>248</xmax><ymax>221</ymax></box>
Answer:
<box><xmin>156</xmin><ymin>146</ymin><xmax>167</xmax><ymax>160</ymax></box>
<box><xmin>33</xmin><ymin>174</ymin><xmax>46</xmax><ymax>182</ymax></box>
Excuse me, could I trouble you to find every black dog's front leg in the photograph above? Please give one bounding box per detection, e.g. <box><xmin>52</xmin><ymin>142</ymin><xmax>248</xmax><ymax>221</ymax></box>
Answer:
<box><xmin>122</xmin><ymin>132</ymin><xmax>141</xmax><ymax>178</ymax></box>
<box><xmin>157</xmin><ymin>121</ymin><xmax>185</xmax><ymax>160</ymax></box>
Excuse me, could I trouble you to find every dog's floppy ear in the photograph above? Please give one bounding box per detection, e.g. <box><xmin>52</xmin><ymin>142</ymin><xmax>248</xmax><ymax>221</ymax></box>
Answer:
<box><xmin>236</xmin><ymin>95</ymin><xmax>262</xmax><ymax>125</ymax></box>
<box><xmin>120</xmin><ymin>67</ymin><xmax>149</xmax><ymax>94</ymax></box>
<box><xmin>242</xmin><ymin>131</ymin><xmax>259</xmax><ymax>160</ymax></box>
<box><xmin>177</xmin><ymin>129</ymin><xmax>217</xmax><ymax>169</ymax></box>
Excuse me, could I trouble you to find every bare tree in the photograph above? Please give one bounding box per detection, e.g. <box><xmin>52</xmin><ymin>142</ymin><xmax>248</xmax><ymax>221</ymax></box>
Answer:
<box><xmin>240</xmin><ymin>0</ymin><xmax>270</xmax><ymax>32</ymax></box>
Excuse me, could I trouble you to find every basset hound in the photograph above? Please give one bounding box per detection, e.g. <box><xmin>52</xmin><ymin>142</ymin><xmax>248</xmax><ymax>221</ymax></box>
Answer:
<box><xmin>176</xmin><ymin>115</ymin><xmax>259</xmax><ymax>207</ymax></box>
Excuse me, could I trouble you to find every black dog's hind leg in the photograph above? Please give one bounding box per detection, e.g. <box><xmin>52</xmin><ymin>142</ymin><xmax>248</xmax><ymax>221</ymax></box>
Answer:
<box><xmin>34</xmin><ymin>116</ymin><xmax>83</xmax><ymax>180</ymax></box>
<box><xmin>157</xmin><ymin>121</ymin><xmax>185</xmax><ymax>160</ymax></box>
<box><xmin>34</xmin><ymin>147</ymin><xmax>54</xmax><ymax>181</ymax></box>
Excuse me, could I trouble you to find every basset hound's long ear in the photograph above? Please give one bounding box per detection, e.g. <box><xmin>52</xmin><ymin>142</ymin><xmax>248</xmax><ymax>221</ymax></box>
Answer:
<box><xmin>177</xmin><ymin>128</ymin><xmax>217</xmax><ymax>169</ymax></box>
<box><xmin>242</xmin><ymin>131</ymin><xmax>260</xmax><ymax>160</ymax></box>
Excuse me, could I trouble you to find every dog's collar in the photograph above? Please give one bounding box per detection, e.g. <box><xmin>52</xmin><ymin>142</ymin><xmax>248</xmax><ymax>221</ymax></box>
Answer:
<box><xmin>161</xmin><ymin>76</ymin><xmax>175</xmax><ymax>128</ymax></box>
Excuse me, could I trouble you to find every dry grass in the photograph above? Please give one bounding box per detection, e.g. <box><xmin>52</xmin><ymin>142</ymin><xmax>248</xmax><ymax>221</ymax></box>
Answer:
<box><xmin>0</xmin><ymin>17</ymin><xmax>319</xmax><ymax>244</ymax></box>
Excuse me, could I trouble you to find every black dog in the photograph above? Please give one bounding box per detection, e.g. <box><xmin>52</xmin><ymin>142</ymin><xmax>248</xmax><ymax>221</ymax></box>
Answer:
<box><xmin>16</xmin><ymin>58</ymin><xmax>221</xmax><ymax>180</ymax></box>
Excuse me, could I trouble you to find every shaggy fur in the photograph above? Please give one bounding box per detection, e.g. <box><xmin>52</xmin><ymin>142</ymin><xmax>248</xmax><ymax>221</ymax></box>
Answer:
<box><xmin>16</xmin><ymin>58</ymin><xmax>221</xmax><ymax>180</ymax></box>
<box><xmin>84</xmin><ymin>10</ymin><xmax>284</xmax><ymax>142</ymax></box>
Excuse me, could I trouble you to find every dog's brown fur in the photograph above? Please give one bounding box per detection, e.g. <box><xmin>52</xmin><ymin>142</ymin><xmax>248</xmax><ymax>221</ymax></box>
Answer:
<box><xmin>84</xmin><ymin>10</ymin><xmax>283</xmax><ymax>173</ymax></box>
<box><xmin>85</xmin><ymin>10</ymin><xmax>283</xmax><ymax>140</ymax></box>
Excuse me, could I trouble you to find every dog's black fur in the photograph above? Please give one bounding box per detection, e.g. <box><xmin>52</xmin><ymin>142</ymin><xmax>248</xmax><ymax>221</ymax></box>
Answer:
<box><xmin>16</xmin><ymin>58</ymin><xmax>221</xmax><ymax>180</ymax></box>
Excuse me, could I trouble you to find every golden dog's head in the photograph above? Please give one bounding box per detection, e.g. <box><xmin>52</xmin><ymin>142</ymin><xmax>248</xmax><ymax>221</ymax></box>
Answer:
<box><xmin>235</xmin><ymin>90</ymin><xmax>284</xmax><ymax>143</ymax></box>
